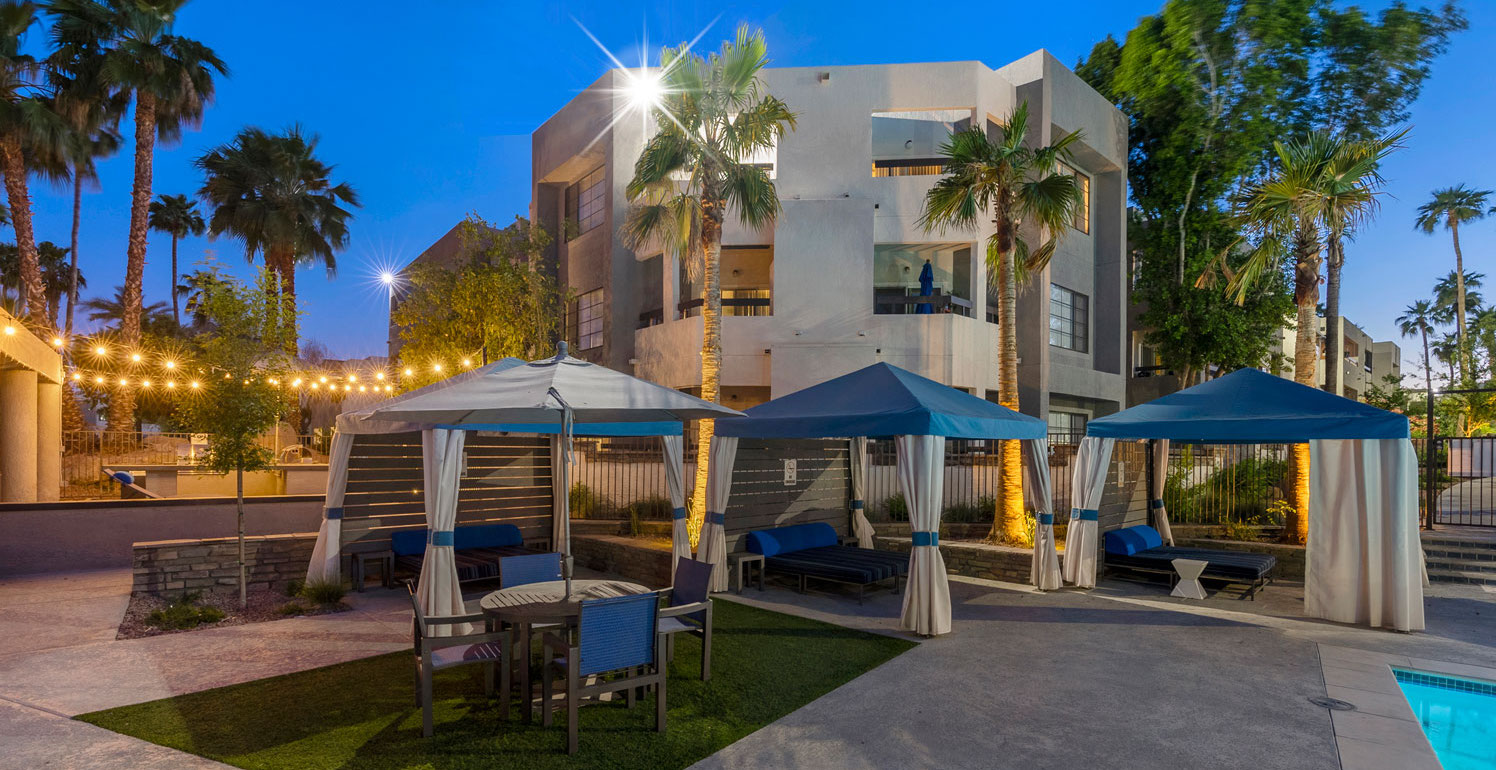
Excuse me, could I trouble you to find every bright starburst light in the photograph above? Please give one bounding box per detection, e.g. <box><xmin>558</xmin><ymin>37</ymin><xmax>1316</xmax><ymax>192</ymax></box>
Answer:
<box><xmin>571</xmin><ymin>15</ymin><xmax>720</xmax><ymax>152</ymax></box>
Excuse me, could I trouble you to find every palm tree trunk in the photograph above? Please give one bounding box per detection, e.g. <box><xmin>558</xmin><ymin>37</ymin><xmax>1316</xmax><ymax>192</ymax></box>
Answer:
<box><xmin>0</xmin><ymin>135</ymin><xmax>46</xmax><ymax>326</ymax></box>
<box><xmin>111</xmin><ymin>90</ymin><xmax>157</xmax><ymax>433</ymax></box>
<box><xmin>1450</xmin><ymin>217</ymin><xmax>1468</xmax><ymax>380</ymax></box>
<box><xmin>688</xmin><ymin>203</ymin><xmax>724</xmax><ymax>549</ymax></box>
<box><xmin>66</xmin><ymin>172</ymin><xmax>82</xmax><ymax>337</ymax></box>
<box><xmin>170</xmin><ymin>234</ymin><xmax>180</xmax><ymax>327</ymax></box>
<box><xmin>1284</xmin><ymin>231</ymin><xmax>1321</xmax><ymax>546</ymax></box>
<box><xmin>1324</xmin><ymin>237</ymin><xmax>1343</xmax><ymax>395</ymax></box>
<box><xmin>991</xmin><ymin>242</ymin><xmax>1026</xmax><ymax>545</ymax></box>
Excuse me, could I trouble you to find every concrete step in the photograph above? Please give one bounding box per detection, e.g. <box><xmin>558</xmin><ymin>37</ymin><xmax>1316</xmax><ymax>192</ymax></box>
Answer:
<box><xmin>1425</xmin><ymin>558</ymin><xmax>1496</xmax><ymax>574</ymax></box>
<box><xmin>1423</xmin><ymin>546</ymin><xmax>1496</xmax><ymax>562</ymax></box>
<box><xmin>1426</xmin><ymin>568</ymin><xmax>1496</xmax><ymax>586</ymax></box>
<box><xmin>1422</xmin><ymin>534</ymin><xmax>1496</xmax><ymax>549</ymax></box>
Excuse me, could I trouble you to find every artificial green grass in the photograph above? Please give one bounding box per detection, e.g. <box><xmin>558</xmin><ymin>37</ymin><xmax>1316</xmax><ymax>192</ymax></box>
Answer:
<box><xmin>78</xmin><ymin>600</ymin><xmax>914</xmax><ymax>769</ymax></box>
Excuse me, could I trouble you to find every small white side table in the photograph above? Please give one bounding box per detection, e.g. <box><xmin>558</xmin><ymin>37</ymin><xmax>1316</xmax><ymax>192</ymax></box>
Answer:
<box><xmin>1171</xmin><ymin>558</ymin><xmax>1208</xmax><ymax>599</ymax></box>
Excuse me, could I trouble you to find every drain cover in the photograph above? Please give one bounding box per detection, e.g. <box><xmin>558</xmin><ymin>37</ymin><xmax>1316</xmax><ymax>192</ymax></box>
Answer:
<box><xmin>1308</xmin><ymin>696</ymin><xmax>1357</xmax><ymax>711</ymax></box>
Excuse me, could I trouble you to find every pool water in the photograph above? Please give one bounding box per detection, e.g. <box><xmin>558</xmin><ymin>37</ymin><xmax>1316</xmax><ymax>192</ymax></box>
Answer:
<box><xmin>1395</xmin><ymin>668</ymin><xmax>1496</xmax><ymax>770</ymax></box>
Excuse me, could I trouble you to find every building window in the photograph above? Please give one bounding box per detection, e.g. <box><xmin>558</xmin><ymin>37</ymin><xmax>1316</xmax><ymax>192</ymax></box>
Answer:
<box><xmin>565</xmin><ymin>166</ymin><xmax>606</xmax><ymax>240</ymax></box>
<box><xmin>1047</xmin><ymin>410</ymin><xmax>1087</xmax><ymax>438</ymax></box>
<box><xmin>870</xmin><ymin>110</ymin><xmax>970</xmax><ymax>177</ymax></box>
<box><xmin>1049</xmin><ymin>283</ymin><xmax>1089</xmax><ymax>353</ymax></box>
<box><xmin>1057</xmin><ymin>161</ymin><xmax>1090</xmax><ymax>234</ymax></box>
<box><xmin>573</xmin><ymin>289</ymin><xmax>604</xmax><ymax>350</ymax></box>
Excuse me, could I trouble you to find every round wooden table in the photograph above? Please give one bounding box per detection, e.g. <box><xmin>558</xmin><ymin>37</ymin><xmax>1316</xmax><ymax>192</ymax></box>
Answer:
<box><xmin>479</xmin><ymin>579</ymin><xmax>652</xmax><ymax>721</ymax></box>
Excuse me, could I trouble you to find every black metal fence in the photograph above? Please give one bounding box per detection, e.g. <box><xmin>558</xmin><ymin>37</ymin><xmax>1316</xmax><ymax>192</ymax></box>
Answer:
<box><xmin>1424</xmin><ymin>436</ymin><xmax>1496</xmax><ymax>527</ymax></box>
<box><xmin>1160</xmin><ymin>442</ymin><xmax>1292</xmax><ymax>526</ymax></box>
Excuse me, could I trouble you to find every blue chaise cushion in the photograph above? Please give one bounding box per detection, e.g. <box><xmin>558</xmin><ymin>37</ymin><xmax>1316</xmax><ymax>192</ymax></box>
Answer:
<box><xmin>453</xmin><ymin>523</ymin><xmax>523</xmax><ymax>550</ymax></box>
<box><xmin>390</xmin><ymin>529</ymin><xmax>427</xmax><ymax>557</ymax></box>
<box><xmin>1104</xmin><ymin>524</ymin><xmax>1164</xmax><ymax>556</ymax></box>
<box><xmin>746</xmin><ymin>522</ymin><xmax>839</xmax><ymax>557</ymax></box>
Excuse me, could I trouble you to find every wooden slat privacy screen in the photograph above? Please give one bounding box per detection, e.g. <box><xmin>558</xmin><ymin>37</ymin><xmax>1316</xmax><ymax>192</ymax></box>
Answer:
<box><xmin>724</xmin><ymin>439</ymin><xmax>851</xmax><ymax>553</ymax></box>
<box><xmin>339</xmin><ymin>432</ymin><xmax>554</xmax><ymax>555</ymax></box>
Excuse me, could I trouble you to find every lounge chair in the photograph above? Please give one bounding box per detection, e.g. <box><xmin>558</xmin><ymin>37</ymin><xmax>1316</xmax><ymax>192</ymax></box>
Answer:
<box><xmin>392</xmin><ymin>523</ymin><xmax>542</xmax><ymax>584</ymax></box>
<box><xmin>746</xmin><ymin>522</ymin><xmax>907</xmax><ymax>604</ymax></box>
<box><xmin>1102</xmin><ymin>524</ymin><xmax>1276</xmax><ymax>599</ymax></box>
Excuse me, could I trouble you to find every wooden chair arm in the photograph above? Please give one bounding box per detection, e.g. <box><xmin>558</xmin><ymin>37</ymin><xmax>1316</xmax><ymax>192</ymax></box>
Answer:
<box><xmin>423</xmin><ymin>629</ymin><xmax>508</xmax><ymax>652</ymax></box>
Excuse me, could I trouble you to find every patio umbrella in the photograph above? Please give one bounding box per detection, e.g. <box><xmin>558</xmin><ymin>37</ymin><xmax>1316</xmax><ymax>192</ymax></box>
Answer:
<box><xmin>917</xmin><ymin>260</ymin><xmax>934</xmax><ymax>314</ymax></box>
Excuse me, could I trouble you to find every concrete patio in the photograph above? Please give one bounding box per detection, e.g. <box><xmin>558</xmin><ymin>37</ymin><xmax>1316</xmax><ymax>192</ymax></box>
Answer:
<box><xmin>2</xmin><ymin>568</ymin><xmax>1493</xmax><ymax>769</ymax></box>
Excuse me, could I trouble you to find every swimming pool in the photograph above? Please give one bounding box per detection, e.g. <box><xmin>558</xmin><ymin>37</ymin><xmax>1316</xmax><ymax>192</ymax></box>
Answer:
<box><xmin>1395</xmin><ymin>668</ymin><xmax>1496</xmax><ymax>770</ymax></box>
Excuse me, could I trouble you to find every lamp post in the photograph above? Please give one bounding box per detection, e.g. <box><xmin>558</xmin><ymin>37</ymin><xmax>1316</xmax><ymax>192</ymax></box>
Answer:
<box><xmin>380</xmin><ymin>271</ymin><xmax>397</xmax><ymax>356</ymax></box>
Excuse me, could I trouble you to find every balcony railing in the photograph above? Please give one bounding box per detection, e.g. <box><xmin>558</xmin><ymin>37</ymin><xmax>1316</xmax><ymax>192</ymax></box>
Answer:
<box><xmin>677</xmin><ymin>292</ymin><xmax>772</xmax><ymax>319</ymax></box>
<box><xmin>872</xmin><ymin>158</ymin><xmax>947</xmax><ymax>177</ymax></box>
<box><xmin>638</xmin><ymin>308</ymin><xmax>664</xmax><ymax>329</ymax></box>
<box><xmin>874</xmin><ymin>288</ymin><xmax>972</xmax><ymax>316</ymax></box>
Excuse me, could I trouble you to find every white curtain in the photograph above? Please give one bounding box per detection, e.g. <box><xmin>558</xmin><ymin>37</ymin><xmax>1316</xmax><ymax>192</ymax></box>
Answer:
<box><xmin>898</xmin><ymin>434</ymin><xmax>951</xmax><ymax>636</ymax></box>
<box><xmin>306</xmin><ymin>432</ymin><xmax>354</xmax><ymax>584</ymax></box>
<box><xmin>551</xmin><ymin>434</ymin><xmax>570</xmax><ymax>556</ymax></box>
<box><xmin>1062</xmin><ymin>437</ymin><xmax>1115</xmax><ymax>589</ymax></box>
<box><xmin>663</xmin><ymin>434</ymin><xmax>690</xmax><ymax>569</ymax></box>
<box><xmin>1025</xmin><ymin>438</ymin><xmax>1061</xmax><ymax>591</ymax></box>
<box><xmin>1150</xmin><ymin>439</ymin><xmax>1175</xmax><ymax>546</ymax></box>
<box><xmin>850</xmin><ymin>436</ymin><xmax>875</xmax><ymax>548</ymax></box>
<box><xmin>1307</xmin><ymin>439</ymin><xmax>1425</xmax><ymax>632</ymax></box>
<box><xmin>697</xmin><ymin>436</ymin><xmax>739</xmax><ymax>592</ymax></box>
<box><xmin>415</xmin><ymin>428</ymin><xmax>469</xmax><ymax>636</ymax></box>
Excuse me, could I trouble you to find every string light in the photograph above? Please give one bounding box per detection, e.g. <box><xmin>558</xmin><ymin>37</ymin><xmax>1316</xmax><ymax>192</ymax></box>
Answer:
<box><xmin>432</xmin><ymin>363</ymin><xmax>443</xmax><ymax>373</ymax></box>
<box><xmin>404</xmin><ymin>368</ymin><xmax>413</xmax><ymax>376</ymax></box>
<box><xmin>94</xmin><ymin>346</ymin><xmax>107</xmax><ymax>356</ymax></box>
<box><xmin>461</xmin><ymin>358</ymin><xmax>471</xmax><ymax>367</ymax></box>
<box><xmin>164</xmin><ymin>361</ymin><xmax>176</xmax><ymax>370</ymax></box>
<box><xmin>348</xmin><ymin>374</ymin><xmax>357</xmax><ymax>382</ymax></box>
<box><xmin>375</xmin><ymin>372</ymin><xmax>385</xmax><ymax>380</ymax></box>
<box><xmin>141</xmin><ymin>380</ymin><xmax>151</xmax><ymax>388</ymax></box>
<box><xmin>130</xmin><ymin>353</ymin><xmax>142</xmax><ymax>362</ymax></box>
<box><xmin>3</xmin><ymin>326</ymin><xmax>14</xmax><ymax>336</ymax></box>
<box><xmin>190</xmin><ymin>380</ymin><xmax>201</xmax><ymax>389</ymax></box>
<box><xmin>94</xmin><ymin>376</ymin><xmax>104</xmax><ymax>384</ymax></box>
<box><xmin>166</xmin><ymin>381</ymin><xmax>176</xmax><ymax>389</ymax></box>
<box><xmin>52</xmin><ymin>337</ymin><xmax>63</xmax><ymax>347</ymax></box>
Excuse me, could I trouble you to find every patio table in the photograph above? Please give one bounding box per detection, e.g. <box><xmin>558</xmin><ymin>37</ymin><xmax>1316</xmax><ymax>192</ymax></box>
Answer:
<box><xmin>479</xmin><ymin>579</ymin><xmax>651</xmax><ymax>721</ymax></box>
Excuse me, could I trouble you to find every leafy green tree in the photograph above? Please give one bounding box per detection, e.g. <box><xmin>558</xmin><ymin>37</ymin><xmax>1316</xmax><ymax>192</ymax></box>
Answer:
<box><xmin>620</xmin><ymin>25</ymin><xmax>795</xmax><ymax>543</ymax></box>
<box><xmin>195</xmin><ymin>124</ymin><xmax>359</xmax><ymax>344</ymax></box>
<box><xmin>148</xmin><ymin>193</ymin><xmax>203</xmax><ymax>326</ymax></box>
<box><xmin>391</xmin><ymin>216</ymin><xmax>564</xmax><ymax>389</ymax></box>
<box><xmin>1415</xmin><ymin>185</ymin><xmax>1489</xmax><ymax>380</ymax></box>
<box><xmin>49</xmin><ymin>0</ymin><xmax>227</xmax><ymax>430</ymax></box>
<box><xmin>174</xmin><ymin>268</ymin><xmax>295</xmax><ymax>607</ymax></box>
<box><xmin>916</xmin><ymin>101</ymin><xmax>1082</xmax><ymax>546</ymax></box>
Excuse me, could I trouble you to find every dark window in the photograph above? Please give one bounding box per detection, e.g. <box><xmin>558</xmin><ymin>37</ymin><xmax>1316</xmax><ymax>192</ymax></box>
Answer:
<box><xmin>1047</xmin><ymin>410</ymin><xmax>1087</xmax><ymax>436</ymax></box>
<box><xmin>571</xmin><ymin>289</ymin><xmax>605</xmax><ymax>350</ymax></box>
<box><xmin>1049</xmin><ymin>283</ymin><xmax>1089</xmax><ymax>353</ymax></box>
<box><xmin>1057</xmin><ymin>161</ymin><xmax>1090</xmax><ymax>234</ymax></box>
<box><xmin>565</xmin><ymin>167</ymin><xmax>606</xmax><ymax>240</ymax></box>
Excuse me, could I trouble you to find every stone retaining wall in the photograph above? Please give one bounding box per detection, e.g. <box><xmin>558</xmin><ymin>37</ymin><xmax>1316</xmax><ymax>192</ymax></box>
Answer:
<box><xmin>571</xmin><ymin>534</ymin><xmax>674</xmax><ymax>588</ymax></box>
<box><xmin>132</xmin><ymin>532</ymin><xmax>317</xmax><ymax>596</ymax></box>
<box><xmin>875</xmin><ymin>536</ymin><xmax>1032</xmax><ymax>583</ymax></box>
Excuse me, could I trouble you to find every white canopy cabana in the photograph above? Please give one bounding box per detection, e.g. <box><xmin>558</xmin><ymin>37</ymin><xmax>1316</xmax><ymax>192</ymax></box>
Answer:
<box><xmin>714</xmin><ymin>363</ymin><xmax>1050</xmax><ymax>637</ymax></box>
<box><xmin>1083</xmin><ymin>368</ymin><xmax>1423</xmax><ymax>632</ymax></box>
<box><xmin>305</xmin><ymin>347</ymin><xmax>741</xmax><ymax>631</ymax></box>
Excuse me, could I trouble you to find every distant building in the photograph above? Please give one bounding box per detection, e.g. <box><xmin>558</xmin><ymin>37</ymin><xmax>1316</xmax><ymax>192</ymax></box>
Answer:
<box><xmin>1268</xmin><ymin>317</ymin><xmax>1401</xmax><ymax>401</ymax></box>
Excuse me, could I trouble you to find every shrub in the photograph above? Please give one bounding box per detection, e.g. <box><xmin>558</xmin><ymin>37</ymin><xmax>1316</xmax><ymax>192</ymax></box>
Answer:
<box><xmin>569</xmin><ymin>483</ymin><xmax>616</xmax><ymax>518</ymax></box>
<box><xmin>283</xmin><ymin>578</ymin><xmax>305</xmax><ymax>598</ymax></box>
<box><xmin>146</xmin><ymin>593</ymin><xmax>225</xmax><ymax>631</ymax></box>
<box><xmin>625</xmin><ymin>495</ymin><xmax>673</xmax><ymax>521</ymax></box>
<box><xmin>882</xmin><ymin>493</ymin><xmax>908</xmax><ymax>522</ymax></box>
<box><xmin>277</xmin><ymin>602</ymin><xmax>307</xmax><ymax>616</ymax></box>
<box><xmin>299</xmin><ymin>579</ymin><xmax>346</xmax><ymax>606</ymax></box>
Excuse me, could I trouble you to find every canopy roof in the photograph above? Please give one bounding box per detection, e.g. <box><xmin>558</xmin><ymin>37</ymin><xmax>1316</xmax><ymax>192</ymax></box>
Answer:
<box><xmin>337</xmin><ymin>349</ymin><xmax>742</xmax><ymax>436</ymax></box>
<box><xmin>714</xmin><ymin>362</ymin><xmax>1047</xmax><ymax>439</ymax></box>
<box><xmin>1086</xmin><ymin>368</ymin><xmax>1409</xmax><ymax>442</ymax></box>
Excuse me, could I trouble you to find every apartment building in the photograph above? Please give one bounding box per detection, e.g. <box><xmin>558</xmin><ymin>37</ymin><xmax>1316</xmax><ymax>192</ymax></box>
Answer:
<box><xmin>528</xmin><ymin>51</ymin><xmax>1128</xmax><ymax>429</ymax></box>
<box><xmin>1269</xmin><ymin>317</ymin><xmax>1402</xmax><ymax>401</ymax></box>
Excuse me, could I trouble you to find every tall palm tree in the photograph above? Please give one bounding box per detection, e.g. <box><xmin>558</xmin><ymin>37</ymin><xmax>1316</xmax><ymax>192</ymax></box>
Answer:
<box><xmin>917</xmin><ymin>101</ymin><xmax>1082</xmax><ymax>545</ymax></box>
<box><xmin>79</xmin><ymin>283</ymin><xmax>169</xmax><ymax>331</ymax></box>
<box><xmin>620</xmin><ymin>25</ymin><xmax>795</xmax><ymax>543</ymax></box>
<box><xmin>0</xmin><ymin>1</ymin><xmax>65</xmax><ymax>325</ymax></box>
<box><xmin>35</xmin><ymin>240</ymin><xmax>78</xmax><ymax>326</ymax></box>
<box><xmin>1431</xmin><ymin>335</ymin><xmax>1459</xmax><ymax>386</ymax></box>
<box><xmin>195</xmin><ymin>124</ymin><xmax>359</xmax><ymax>343</ymax></box>
<box><xmin>176</xmin><ymin>266</ymin><xmax>219</xmax><ymax>329</ymax></box>
<box><xmin>1416</xmin><ymin>185</ymin><xmax>1491</xmax><ymax>383</ymax></box>
<box><xmin>1398</xmin><ymin>300</ymin><xmax>1438</xmax><ymax>404</ymax></box>
<box><xmin>49</xmin><ymin>0</ymin><xmax>226</xmax><ymax>429</ymax></box>
<box><xmin>148</xmin><ymin>192</ymin><xmax>202</xmax><ymax>325</ymax></box>
<box><xmin>1319</xmin><ymin>129</ymin><xmax>1404</xmax><ymax>395</ymax></box>
<box><xmin>1433</xmin><ymin>270</ymin><xmax>1483</xmax><ymax>327</ymax></box>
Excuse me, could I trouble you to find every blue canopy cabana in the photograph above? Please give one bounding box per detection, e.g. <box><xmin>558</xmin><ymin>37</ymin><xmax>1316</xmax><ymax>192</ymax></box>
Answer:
<box><xmin>1072</xmin><ymin>368</ymin><xmax>1421</xmax><ymax>632</ymax></box>
<box><xmin>712</xmin><ymin>363</ymin><xmax>1051</xmax><ymax>636</ymax></box>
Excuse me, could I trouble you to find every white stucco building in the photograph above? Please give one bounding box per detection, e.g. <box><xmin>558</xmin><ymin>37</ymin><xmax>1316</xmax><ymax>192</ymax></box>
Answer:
<box><xmin>1269</xmin><ymin>316</ymin><xmax>1402</xmax><ymax>401</ymax></box>
<box><xmin>528</xmin><ymin>51</ymin><xmax>1129</xmax><ymax>429</ymax></box>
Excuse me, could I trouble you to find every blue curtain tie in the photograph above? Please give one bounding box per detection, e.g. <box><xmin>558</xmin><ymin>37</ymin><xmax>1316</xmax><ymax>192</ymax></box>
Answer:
<box><xmin>850</xmin><ymin>499</ymin><xmax>865</xmax><ymax>510</ymax></box>
<box><xmin>671</xmin><ymin>507</ymin><xmax>687</xmax><ymax>520</ymax></box>
<box><xmin>429</xmin><ymin>530</ymin><xmax>455</xmax><ymax>547</ymax></box>
<box><xmin>1071</xmin><ymin>508</ymin><xmax>1099</xmax><ymax>521</ymax></box>
<box><xmin>1150</xmin><ymin>499</ymin><xmax>1165</xmax><ymax>510</ymax></box>
<box><xmin>324</xmin><ymin>507</ymin><xmax>343</xmax><ymax>520</ymax></box>
<box><xmin>912</xmin><ymin>531</ymin><xmax>939</xmax><ymax>547</ymax></box>
<box><xmin>706</xmin><ymin>512</ymin><xmax>725</xmax><ymax>526</ymax></box>
<box><xmin>1037</xmin><ymin>513</ymin><xmax>1054</xmax><ymax>526</ymax></box>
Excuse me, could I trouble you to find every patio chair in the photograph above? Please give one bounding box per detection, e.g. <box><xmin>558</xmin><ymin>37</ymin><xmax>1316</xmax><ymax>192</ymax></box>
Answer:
<box><xmin>658</xmin><ymin>557</ymin><xmax>714</xmax><ymax>681</ymax></box>
<box><xmin>500</xmin><ymin>552</ymin><xmax>564</xmax><ymax>588</ymax></box>
<box><xmin>541</xmin><ymin>592</ymin><xmax>667</xmax><ymax>754</ymax></box>
<box><xmin>406</xmin><ymin>581</ymin><xmax>511</xmax><ymax>737</ymax></box>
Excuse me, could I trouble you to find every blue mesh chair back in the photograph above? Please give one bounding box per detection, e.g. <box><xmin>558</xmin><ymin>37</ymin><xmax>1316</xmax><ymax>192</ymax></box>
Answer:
<box><xmin>500</xmin><ymin>552</ymin><xmax>563</xmax><ymax>588</ymax></box>
<box><xmin>671</xmin><ymin>557</ymin><xmax>713</xmax><ymax>625</ymax></box>
<box><xmin>578</xmin><ymin>592</ymin><xmax>659</xmax><ymax>677</ymax></box>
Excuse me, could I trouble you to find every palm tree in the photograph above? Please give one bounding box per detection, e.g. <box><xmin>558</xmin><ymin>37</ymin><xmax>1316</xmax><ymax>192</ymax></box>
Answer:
<box><xmin>917</xmin><ymin>101</ymin><xmax>1083</xmax><ymax>545</ymax></box>
<box><xmin>176</xmin><ymin>266</ymin><xmax>220</xmax><ymax>329</ymax></box>
<box><xmin>620</xmin><ymin>25</ymin><xmax>795</xmax><ymax>543</ymax></box>
<box><xmin>1416</xmin><ymin>185</ymin><xmax>1492</xmax><ymax>383</ymax></box>
<box><xmin>1319</xmin><ymin>129</ymin><xmax>1404</xmax><ymax>395</ymax></box>
<box><xmin>1398</xmin><ymin>300</ymin><xmax>1438</xmax><ymax>404</ymax></box>
<box><xmin>1433</xmin><ymin>270</ymin><xmax>1483</xmax><ymax>327</ymax></box>
<box><xmin>1432</xmin><ymin>335</ymin><xmax>1459</xmax><ymax>386</ymax></box>
<box><xmin>0</xmin><ymin>2</ymin><xmax>66</xmax><ymax>325</ymax></box>
<box><xmin>148</xmin><ymin>193</ymin><xmax>202</xmax><ymax>325</ymax></box>
<box><xmin>195</xmin><ymin>124</ymin><xmax>359</xmax><ymax>342</ymax></box>
<box><xmin>79</xmin><ymin>283</ymin><xmax>170</xmax><ymax>332</ymax></box>
<box><xmin>49</xmin><ymin>0</ymin><xmax>227</xmax><ymax>429</ymax></box>
<box><xmin>35</xmin><ymin>240</ymin><xmax>78</xmax><ymax>326</ymax></box>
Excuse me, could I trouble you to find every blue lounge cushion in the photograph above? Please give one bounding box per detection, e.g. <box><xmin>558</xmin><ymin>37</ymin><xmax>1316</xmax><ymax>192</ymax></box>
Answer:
<box><xmin>1104</xmin><ymin>525</ymin><xmax>1164</xmax><ymax>556</ymax></box>
<box><xmin>112</xmin><ymin>470</ymin><xmax>135</xmax><ymax>485</ymax></box>
<box><xmin>453</xmin><ymin>523</ymin><xmax>523</xmax><ymax>550</ymax></box>
<box><xmin>391</xmin><ymin>529</ymin><xmax>427</xmax><ymax>557</ymax></box>
<box><xmin>746</xmin><ymin>522</ymin><xmax>839</xmax><ymax>557</ymax></box>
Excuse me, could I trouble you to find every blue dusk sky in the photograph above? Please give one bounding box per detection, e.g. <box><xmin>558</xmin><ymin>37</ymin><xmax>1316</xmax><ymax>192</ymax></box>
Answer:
<box><xmin>27</xmin><ymin>0</ymin><xmax>1496</xmax><ymax>373</ymax></box>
